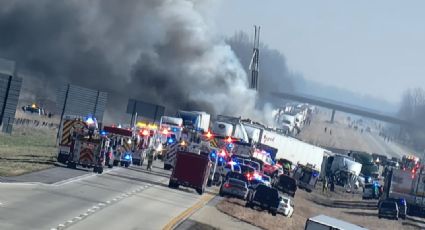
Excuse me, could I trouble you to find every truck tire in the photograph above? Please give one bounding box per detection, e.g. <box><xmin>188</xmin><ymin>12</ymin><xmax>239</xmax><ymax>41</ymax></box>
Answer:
<box><xmin>207</xmin><ymin>179</ymin><xmax>212</xmax><ymax>187</ymax></box>
<box><xmin>219</xmin><ymin>189</ymin><xmax>224</xmax><ymax>197</ymax></box>
<box><xmin>125</xmin><ymin>162</ymin><xmax>129</xmax><ymax>168</ymax></box>
<box><xmin>196</xmin><ymin>188</ymin><xmax>204</xmax><ymax>195</ymax></box>
<box><xmin>93</xmin><ymin>166</ymin><xmax>98</xmax><ymax>173</ymax></box>
<box><xmin>168</xmin><ymin>180</ymin><xmax>178</xmax><ymax>189</ymax></box>
<box><xmin>67</xmin><ymin>161</ymin><xmax>73</xmax><ymax>169</ymax></box>
<box><xmin>272</xmin><ymin>211</ymin><xmax>277</xmax><ymax>216</ymax></box>
<box><xmin>108</xmin><ymin>164</ymin><xmax>113</xmax><ymax>169</ymax></box>
<box><xmin>113</xmin><ymin>160</ymin><xmax>119</xmax><ymax>166</ymax></box>
<box><xmin>164</xmin><ymin>164</ymin><xmax>172</xmax><ymax>170</ymax></box>
<box><xmin>98</xmin><ymin>167</ymin><xmax>103</xmax><ymax>174</ymax></box>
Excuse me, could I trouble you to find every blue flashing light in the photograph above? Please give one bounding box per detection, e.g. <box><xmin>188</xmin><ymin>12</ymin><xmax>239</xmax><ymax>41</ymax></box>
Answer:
<box><xmin>167</xmin><ymin>138</ymin><xmax>175</xmax><ymax>144</ymax></box>
<box><xmin>210</xmin><ymin>150</ymin><xmax>217</xmax><ymax>159</ymax></box>
<box><xmin>313</xmin><ymin>172</ymin><xmax>319</xmax><ymax>177</ymax></box>
<box><xmin>227</xmin><ymin>143</ymin><xmax>234</xmax><ymax>148</ymax></box>
<box><xmin>219</xmin><ymin>157</ymin><xmax>224</xmax><ymax>163</ymax></box>
<box><xmin>124</xmin><ymin>154</ymin><xmax>131</xmax><ymax>160</ymax></box>
<box><xmin>401</xmin><ymin>199</ymin><xmax>406</xmax><ymax>205</ymax></box>
<box><xmin>172</xmin><ymin>127</ymin><xmax>179</xmax><ymax>132</ymax></box>
<box><xmin>100</xmin><ymin>130</ymin><xmax>108</xmax><ymax>136</ymax></box>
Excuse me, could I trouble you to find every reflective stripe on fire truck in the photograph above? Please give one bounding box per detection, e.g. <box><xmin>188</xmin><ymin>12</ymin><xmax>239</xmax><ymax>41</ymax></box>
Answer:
<box><xmin>166</xmin><ymin>143</ymin><xmax>178</xmax><ymax>160</ymax></box>
<box><xmin>60</xmin><ymin>120</ymin><xmax>86</xmax><ymax>146</ymax></box>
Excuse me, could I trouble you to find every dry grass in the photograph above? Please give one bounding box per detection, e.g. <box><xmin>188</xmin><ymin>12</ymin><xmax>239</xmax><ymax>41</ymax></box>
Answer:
<box><xmin>217</xmin><ymin>188</ymin><xmax>424</xmax><ymax>230</ymax></box>
<box><xmin>0</xmin><ymin>124</ymin><xmax>57</xmax><ymax>177</ymax></box>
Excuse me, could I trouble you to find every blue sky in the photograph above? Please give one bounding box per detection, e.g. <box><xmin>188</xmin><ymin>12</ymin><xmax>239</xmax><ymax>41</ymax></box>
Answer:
<box><xmin>214</xmin><ymin>0</ymin><xmax>425</xmax><ymax>103</ymax></box>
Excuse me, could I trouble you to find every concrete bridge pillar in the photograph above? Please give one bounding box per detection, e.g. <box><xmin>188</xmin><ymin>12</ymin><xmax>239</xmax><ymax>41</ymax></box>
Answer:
<box><xmin>330</xmin><ymin>109</ymin><xmax>336</xmax><ymax>123</ymax></box>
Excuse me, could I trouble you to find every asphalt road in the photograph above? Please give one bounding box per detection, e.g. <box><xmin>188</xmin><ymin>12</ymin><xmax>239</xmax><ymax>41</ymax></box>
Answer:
<box><xmin>0</xmin><ymin>161</ymin><xmax>210</xmax><ymax>230</ymax></box>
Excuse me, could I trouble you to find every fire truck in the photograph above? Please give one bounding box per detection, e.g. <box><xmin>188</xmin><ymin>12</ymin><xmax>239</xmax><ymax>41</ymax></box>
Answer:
<box><xmin>103</xmin><ymin>125</ymin><xmax>135</xmax><ymax>168</ymax></box>
<box><xmin>57</xmin><ymin>115</ymin><xmax>106</xmax><ymax>173</ymax></box>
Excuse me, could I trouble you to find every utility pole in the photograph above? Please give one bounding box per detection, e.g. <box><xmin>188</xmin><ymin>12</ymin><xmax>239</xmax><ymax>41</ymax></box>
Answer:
<box><xmin>249</xmin><ymin>25</ymin><xmax>260</xmax><ymax>91</ymax></box>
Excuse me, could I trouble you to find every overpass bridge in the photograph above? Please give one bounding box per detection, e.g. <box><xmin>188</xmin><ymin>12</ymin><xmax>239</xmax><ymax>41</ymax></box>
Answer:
<box><xmin>272</xmin><ymin>92</ymin><xmax>411</xmax><ymax>126</ymax></box>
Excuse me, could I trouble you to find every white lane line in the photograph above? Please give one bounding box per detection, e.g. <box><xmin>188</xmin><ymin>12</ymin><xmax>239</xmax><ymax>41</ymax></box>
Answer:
<box><xmin>112</xmin><ymin>198</ymin><xmax>117</xmax><ymax>201</ymax></box>
<box><xmin>98</xmin><ymin>203</ymin><xmax>105</xmax><ymax>206</ymax></box>
<box><xmin>50</xmin><ymin>228</ymin><xmax>57</xmax><ymax>230</ymax></box>
<box><xmin>106</xmin><ymin>200</ymin><xmax>111</xmax><ymax>204</ymax></box>
<box><xmin>83</xmin><ymin>213</ymin><xmax>89</xmax><ymax>216</ymax></box>
<box><xmin>66</xmin><ymin>220</ymin><xmax>73</xmax><ymax>224</ymax></box>
<box><xmin>74</xmin><ymin>216</ymin><xmax>82</xmax><ymax>220</ymax></box>
<box><xmin>58</xmin><ymin>224</ymin><xmax>65</xmax><ymax>227</ymax></box>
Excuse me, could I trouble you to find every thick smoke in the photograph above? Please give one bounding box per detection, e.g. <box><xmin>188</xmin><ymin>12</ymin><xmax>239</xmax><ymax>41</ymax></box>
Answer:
<box><xmin>0</xmin><ymin>0</ymin><xmax>263</xmax><ymax>123</ymax></box>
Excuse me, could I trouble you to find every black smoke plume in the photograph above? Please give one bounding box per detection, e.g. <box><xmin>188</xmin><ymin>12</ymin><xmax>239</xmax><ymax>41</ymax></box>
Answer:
<box><xmin>0</xmin><ymin>0</ymin><xmax>262</xmax><ymax>123</ymax></box>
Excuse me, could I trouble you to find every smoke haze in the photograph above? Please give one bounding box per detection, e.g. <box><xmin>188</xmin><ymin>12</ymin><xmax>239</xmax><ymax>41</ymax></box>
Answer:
<box><xmin>0</xmin><ymin>0</ymin><xmax>264</xmax><ymax>123</ymax></box>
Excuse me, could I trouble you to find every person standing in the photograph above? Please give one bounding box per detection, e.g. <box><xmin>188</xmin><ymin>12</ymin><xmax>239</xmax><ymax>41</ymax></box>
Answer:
<box><xmin>147</xmin><ymin>147</ymin><xmax>155</xmax><ymax>171</ymax></box>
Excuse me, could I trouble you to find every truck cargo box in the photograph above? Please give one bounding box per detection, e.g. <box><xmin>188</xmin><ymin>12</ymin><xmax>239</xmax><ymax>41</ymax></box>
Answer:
<box><xmin>169</xmin><ymin>151</ymin><xmax>211</xmax><ymax>195</ymax></box>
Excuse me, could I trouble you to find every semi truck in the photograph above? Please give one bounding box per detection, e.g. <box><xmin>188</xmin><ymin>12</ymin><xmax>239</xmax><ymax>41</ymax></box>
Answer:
<box><xmin>177</xmin><ymin>110</ymin><xmax>211</xmax><ymax>132</ymax></box>
<box><xmin>349</xmin><ymin>151</ymin><xmax>379</xmax><ymax>179</ymax></box>
<box><xmin>322</xmin><ymin>154</ymin><xmax>363</xmax><ymax>187</ymax></box>
<box><xmin>168</xmin><ymin>151</ymin><xmax>212</xmax><ymax>195</ymax></box>
<box><xmin>382</xmin><ymin>168</ymin><xmax>425</xmax><ymax>215</ymax></box>
<box><xmin>243</xmin><ymin>121</ymin><xmax>327</xmax><ymax>173</ymax></box>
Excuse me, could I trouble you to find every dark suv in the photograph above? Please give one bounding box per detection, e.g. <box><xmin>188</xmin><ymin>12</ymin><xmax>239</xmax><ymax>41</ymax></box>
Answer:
<box><xmin>273</xmin><ymin>174</ymin><xmax>297</xmax><ymax>197</ymax></box>
<box><xmin>378</xmin><ymin>200</ymin><xmax>399</xmax><ymax>220</ymax></box>
<box><xmin>379</xmin><ymin>198</ymin><xmax>406</xmax><ymax>219</ymax></box>
<box><xmin>245</xmin><ymin>184</ymin><xmax>280</xmax><ymax>216</ymax></box>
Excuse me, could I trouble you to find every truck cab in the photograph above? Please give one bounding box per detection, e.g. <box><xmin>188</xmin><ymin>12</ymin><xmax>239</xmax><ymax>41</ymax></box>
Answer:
<box><xmin>293</xmin><ymin>164</ymin><xmax>320</xmax><ymax>193</ymax></box>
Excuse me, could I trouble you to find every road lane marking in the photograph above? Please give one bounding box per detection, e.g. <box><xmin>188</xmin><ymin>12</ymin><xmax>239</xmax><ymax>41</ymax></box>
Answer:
<box><xmin>162</xmin><ymin>193</ymin><xmax>215</xmax><ymax>230</ymax></box>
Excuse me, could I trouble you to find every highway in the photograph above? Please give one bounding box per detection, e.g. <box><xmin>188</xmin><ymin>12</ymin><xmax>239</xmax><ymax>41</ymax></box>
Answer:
<box><xmin>0</xmin><ymin>161</ymin><xmax>210</xmax><ymax>230</ymax></box>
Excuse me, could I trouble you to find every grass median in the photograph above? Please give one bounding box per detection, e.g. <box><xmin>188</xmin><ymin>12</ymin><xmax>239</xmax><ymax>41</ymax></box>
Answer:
<box><xmin>0</xmin><ymin>125</ymin><xmax>57</xmax><ymax>177</ymax></box>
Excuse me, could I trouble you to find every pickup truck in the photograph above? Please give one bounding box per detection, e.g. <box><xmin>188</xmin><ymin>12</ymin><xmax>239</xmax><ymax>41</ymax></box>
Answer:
<box><xmin>168</xmin><ymin>151</ymin><xmax>211</xmax><ymax>195</ymax></box>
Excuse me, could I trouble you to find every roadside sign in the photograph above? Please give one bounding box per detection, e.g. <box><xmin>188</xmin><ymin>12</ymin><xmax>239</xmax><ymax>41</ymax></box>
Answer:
<box><xmin>0</xmin><ymin>58</ymin><xmax>22</xmax><ymax>134</ymax></box>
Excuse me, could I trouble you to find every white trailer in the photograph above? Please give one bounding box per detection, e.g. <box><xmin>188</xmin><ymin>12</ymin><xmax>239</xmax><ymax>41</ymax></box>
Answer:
<box><xmin>261</xmin><ymin>129</ymin><xmax>327</xmax><ymax>172</ymax></box>
<box><xmin>242</xmin><ymin>122</ymin><xmax>327</xmax><ymax>172</ymax></box>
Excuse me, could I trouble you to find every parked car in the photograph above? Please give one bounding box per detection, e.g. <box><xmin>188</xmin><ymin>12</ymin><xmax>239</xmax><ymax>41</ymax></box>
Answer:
<box><xmin>278</xmin><ymin>196</ymin><xmax>294</xmax><ymax>217</ymax></box>
<box><xmin>378</xmin><ymin>200</ymin><xmax>399</xmax><ymax>220</ymax></box>
<box><xmin>240</xmin><ymin>164</ymin><xmax>255</xmax><ymax>175</ymax></box>
<box><xmin>245</xmin><ymin>184</ymin><xmax>280</xmax><ymax>216</ymax></box>
<box><xmin>219</xmin><ymin>178</ymin><xmax>249</xmax><ymax>200</ymax></box>
<box><xmin>226</xmin><ymin>172</ymin><xmax>249</xmax><ymax>184</ymax></box>
<box><xmin>262</xmin><ymin>174</ymin><xmax>272</xmax><ymax>187</ymax></box>
<box><xmin>379</xmin><ymin>198</ymin><xmax>406</xmax><ymax>219</ymax></box>
<box><xmin>222</xmin><ymin>162</ymin><xmax>242</xmax><ymax>176</ymax></box>
<box><xmin>273</xmin><ymin>174</ymin><xmax>297</xmax><ymax>197</ymax></box>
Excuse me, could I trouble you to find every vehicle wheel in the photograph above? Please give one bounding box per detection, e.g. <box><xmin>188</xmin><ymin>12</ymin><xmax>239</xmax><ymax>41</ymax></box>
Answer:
<box><xmin>196</xmin><ymin>188</ymin><xmax>204</xmax><ymax>195</ymax></box>
<box><xmin>245</xmin><ymin>202</ymin><xmax>251</xmax><ymax>208</ymax></box>
<box><xmin>219</xmin><ymin>189</ymin><xmax>224</xmax><ymax>197</ymax></box>
<box><xmin>113</xmin><ymin>160</ymin><xmax>119</xmax><ymax>166</ymax></box>
<box><xmin>272</xmin><ymin>211</ymin><xmax>277</xmax><ymax>216</ymax></box>
<box><xmin>67</xmin><ymin>161</ymin><xmax>73</xmax><ymax>169</ymax></box>
<box><xmin>306</xmin><ymin>189</ymin><xmax>312</xmax><ymax>193</ymax></box>
<box><xmin>98</xmin><ymin>167</ymin><xmax>103</xmax><ymax>174</ymax></box>
<box><xmin>402</xmin><ymin>215</ymin><xmax>406</xmax><ymax>220</ymax></box>
<box><xmin>164</xmin><ymin>164</ymin><xmax>172</xmax><ymax>170</ymax></box>
<box><xmin>125</xmin><ymin>162</ymin><xmax>129</xmax><ymax>168</ymax></box>
<box><xmin>395</xmin><ymin>217</ymin><xmax>399</xmax><ymax>221</ymax></box>
<box><xmin>168</xmin><ymin>180</ymin><xmax>176</xmax><ymax>188</ymax></box>
<box><xmin>207</xmin><ymin>179</ymin><xmax>212</xmax><ymax>187</ymax></box>
<box><xmin>140</xmin><ymin>160</ymin><xmax>144</xmax><ymax>166</ymax></box>
<box><xmin>108</xmin><ymin>164</ymin><xmax>113</xmax><ymax>169</ymax></box>
<box><xmin>378</xmin><ymin>216</ymin><xmax>381</xmax><ymax>219</ymax></box>
<box><xmin>93</xmin><ymin>167</ymin><xmax>98</xmax><ymax>173</ymax></box>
